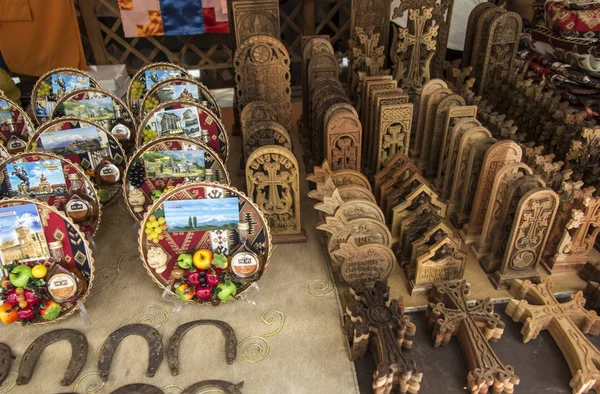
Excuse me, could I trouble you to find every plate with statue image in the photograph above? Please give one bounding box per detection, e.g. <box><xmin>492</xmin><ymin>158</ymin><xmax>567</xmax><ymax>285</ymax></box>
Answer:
<box><xmin>0</xmin><ymin>96</ymin><xmax>36</xmax><ymax>154</ymax></box>
<box><xmin>0</xmin><ymin>198</ymin><xmax>95</xmax><ymax>326</ymax></box>
<box><xmin>51</xmin><ymin>88</ymin><xmax>137</xmax><ymax>150</ymax></box>
<box><xmin>30</xmin><ymin>67</ymin><xmax>101</xmax><ymax>126</ymax></box>
<box><xmin>139</xmin><ymin>182</ymin><xmax>272</xmax><ymax>306</ymax></box>
<box><xmin>26</xmin><ymin>117</ymin><xmax>127</xmax><ymax>205</ymax></box>
<box><xmin>123</xmin><ymin>136</ymin><xmax>231</xmax><ymax>221</ymax></box>
<box><xmin>140</xmin><ymin>76</ymin><xmax>222</xmax><ymax>119</ymax></box>
<box><xmin>0</xmin><ymin>152</ymin><xmax>102</xmax><ymax>237</ymax></box>
<box><xmin>138</xmin><ymin>100</ymin><xmax>229</xmax><ymax>162</ymax></box>
<box><xmin>127</xmin><ymin>63</ymin><xmax>191</xmax><ymax>119</ymax></box>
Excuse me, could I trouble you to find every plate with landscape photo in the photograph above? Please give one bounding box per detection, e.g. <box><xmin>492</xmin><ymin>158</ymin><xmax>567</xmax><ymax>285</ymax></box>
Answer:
<box><xmin>0</xmin><ymin>203</ymin><xmax>49</xmax><ymax>264</ymax></box>
<box><xmin>164</xmin><ymin>197</ymin><xmax>239</xmax><ymax>233</ymax></box>
<box><xmin>154</xmin><ymin>107</ymin><xmax>201</xmax><ymax>137</ymax></box>
<box><xmin>145</xmin><ymin>70</ymin><xmax>183</xmax><ymax>90</ymax></box>
<box><xmin>6</xmin><ymin>160</ymin><xmax>67</xmax><ymax>197</ymax></box>
<box><xmin>157</xmin><ymin>84</ymin><xmax>200</xmax><ymax>102</ymax></box>
<box><xmin>62</xmin><ymin>96</ymin><xmax>114</xmax><ymax>121</ymax></box>
<box><xmin>143</xmin><ymin>150</ymin><xmax>205</xmax><ymax>179</ymax></box>
<box><xmin>40</xmin><ymin>125</ymin><xmax>101</xmax><ymax>155</ymax></box>
<box><xmin>0</xmin><ymin>100</ymin><xmax>11</xmax><ymax>125</ymax></box>
<box><xmin>51</xmin><ymin>74</ymin><xmax>90</xmax><ymax>98</ymax></box>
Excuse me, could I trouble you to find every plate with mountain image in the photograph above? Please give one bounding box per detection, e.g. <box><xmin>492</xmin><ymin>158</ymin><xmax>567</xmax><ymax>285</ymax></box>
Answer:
<box><xmin>39</xmin><ymin>125</ymin><xmax>101</xmax><ymax>155</ymax></box>
<box><xmin>163</xmin><ymin>197</ymin><xmax>239</xmax><ymax>233</ymax></box>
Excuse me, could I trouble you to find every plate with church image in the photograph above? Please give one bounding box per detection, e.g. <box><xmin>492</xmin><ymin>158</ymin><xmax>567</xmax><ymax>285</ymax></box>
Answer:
<box><xmin>0</xmin><ymin>203</ymin><xmax>49</xmax><ymax>264</ymax></box>
<box><xmin>154</xmin><ymin>107</ymin><xmax>201</xmax><ymax>138</ymax></box>
<box><xmin>142</xmin><ymin>150</ymin><xmax>205</xmax><ymax>179</ymax></box>
<box><xmin>5</xmin><ymin>160</ymin><xmax>67</xmax><ymax>197</ymax></box>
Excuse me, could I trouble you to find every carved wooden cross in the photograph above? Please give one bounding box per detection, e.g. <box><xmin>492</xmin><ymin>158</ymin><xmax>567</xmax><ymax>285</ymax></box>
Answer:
<box><xmin>570</xmin><ymin>196</ymin><xmax>600</xmax><ymax>256</ymax></box>
<box><xmin>251</xmin><ymin>162</ymin><xmax>292</xmax><ymax>213</ymax></box>
<box><xmin>345</xmin><ymin>281</ymin><xmax>422</xmax><ymax>393</ymax></box>
<box><xmin>506</xmin><ymin>278</ymin><xmax>600</xmax><ymax>394</ymax></box>
<box><xmin>381</xmin><ymin>124</ymin><xmax>407</xmax><ymax>165</ymax></box>
<box><xmin>520</xmin><ymin>200</ymin><xmax>554</xmax><ymax>245</ymax></box>
<box><xmin>427</xmin><ymin>280</ymin><xmax>519</xmax><ymax>393</ymax></box>
<box><xmin>332</xmin><ymin>138</ymin><xmax>357</xmax><ymax>170</ymax></box>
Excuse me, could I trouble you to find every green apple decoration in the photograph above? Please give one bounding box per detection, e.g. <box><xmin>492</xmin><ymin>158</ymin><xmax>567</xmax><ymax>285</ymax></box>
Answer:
<box><xmin>151</xmin><ymin>190</ymin><xmax>163</xmax><ymax>200</ymax></box>
<box><xmin>216</xmin><ymin>280</ymin><xmax>237</xmax><ymax>302</ymax></box>
<box><xmin>176</xmin><ymin>253</ymin><xmax>193</xmax><ymax>269</ymax></box>
<box><xmin>9</xmin><ymin>265</ymin><xmax>32</xmax><ymax>288</ymax></box>
<box><xmin>212</xmin><ymin>253</ymin><xmax>228</xmax><ymax>269</ymax></box>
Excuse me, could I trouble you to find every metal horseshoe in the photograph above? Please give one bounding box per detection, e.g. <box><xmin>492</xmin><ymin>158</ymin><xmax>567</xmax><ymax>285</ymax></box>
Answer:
<box><xmin>0</xmin><ymin>343</ymin><xmax>14</xmax><ymax>385</ymax></box>
<box><xmin>110</xmin><ymin>383</ymin><xmax>165</xmax><ymax>394</ymax></box>
<box><xmin>182</xmin><ymin>380</ymin><xmax>244</xmax><ymax>394</ymax></box>
<box><xmin>98</xmin><ymin>324</ymin><xmax>164</xmax><ymax>382</ymax></box>
<box><xmin>167</xmin><ymin>320</ymin><xmax>237</xmax><ymax>376</ymax></box>
<box><xmin>17</xmin><ymin>329</ymin><xmax>88</xmax><ymax>386</ymax></box>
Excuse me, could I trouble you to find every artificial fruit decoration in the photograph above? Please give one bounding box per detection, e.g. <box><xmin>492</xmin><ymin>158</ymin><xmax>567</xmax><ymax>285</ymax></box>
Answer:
<box><xmin>31</xmin><ymin>264</ymin><xmax>47</xmax><ymax>279</ymax></box>
<box><xmin>151</xmin><ymin>190</ymin><xmax>163</xmax><ymax>200</ymax></box>
<box><xmin>0</xmin><ymin>303</ymin><xmax>17</xmax><ymax>324</ymax></box>
<box><xmin>193</xmin><ymin>249</ymin><xmax>213</xmax><ymax>270</ymax></box>
<box><xmin>186</xmin><ymin>271</ymin><xmax>200</xmax><ymax>286</ymax></box>
<box><xmin>175</xmin><ymin>283</ymin><xmax>195</xmax><ymax>302</ymax></box>
<box><xmin>17</xmin><ymin>305</ymin><xmax>35</xmax><ymax>321</ymax></box>
<box><xmin>40</xmin><ymin>301</ymin><xmax>61</xmax><ymax>321</ymax></box>
<box><xmin>24</xmin><ymin>290</ymin><xmax>41</xmax><ymax>306</ymax></box>
<box><xmin>216</xmin><ymin>280</ymin><xmax>237</xmax><ymax>302</ymax></box>
<box><xmin>212</xmin><ymin>253</ymin><xmax>228</xmax><ymax>269</ymax></box>
<box><xmin>1</xmin><ymin>277</ymin><xmax>12</xmax><ymax>290</ymax></box>
<box><xmin>195</xmin><ymin>285</ymin><xmax>212</xmax><ymax>301</ymax></box>
<box><xmin>9</xmin><ymin>265</ymin><xmax>32</xmax><ymax>288</ymax></box>
<box><xmin>176</xmin><ymin>253</ymin><xmax>193</xmax><ymax>270</ymax></box>
<box><xmin>4</xmin><ymin>289</ymin><xmax>18</xmax><ymax>306</ymax></box>
<box><xmin>206</xmin><ymin>269</ymin><xmax>221</xmax><ymax>287</ymax></box>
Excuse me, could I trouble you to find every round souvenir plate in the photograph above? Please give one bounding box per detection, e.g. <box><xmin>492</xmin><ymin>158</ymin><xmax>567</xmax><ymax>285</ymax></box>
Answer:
<box><xmin>31</xmin><ymin>68</ymin><xmax>101</xmax><ymax>126</ymax></box>
<box><xmin>51</xmin><ymin>88</ymin><xmax>137</xmax><ymax>148</ymax></box>
<box><xmin>0</xmin><ymin>96</ymin><xmax>36</xmax><ymax>154</ymax></box>
<box><xmin>0</xmin><ymin>198</ymin><xmax>94</xmax><ymax>325</ymax></box>
<box><xmin>140</xmin><ymin>76</ymin><xmax>222</xmax><ymax>119</ymax></box>
<box><xmin>138</xmin><ymin>100</ymin><xmax>229</xmax><ymax>161</ymax></box>
<box><xmin>0</xmin><ymin>152</ymin><xmax>102</xmax><ymax>236</ymax></box>
<box><xmin>139</xmin><ymin>182</ymin><xmax>272</xmax><ymax>305</ymax></box>
<box><xmin>127</xmin><ymin>63</ymin><xmax>191</xmax><ymax>118</ymax></box>
<box><xmin>123</xmin><ymin>136</ymin><xmax>231</xmax><ymax>221</ymax></box>
<box><xmin>0</xmin><ymin>144</ymin><xmax>10</xmax><ymax>160</ymax></box>
<box><xmin>26</xmin><ymin>117</ymin><xmax>127</xmax><ymax>204</ymax></box>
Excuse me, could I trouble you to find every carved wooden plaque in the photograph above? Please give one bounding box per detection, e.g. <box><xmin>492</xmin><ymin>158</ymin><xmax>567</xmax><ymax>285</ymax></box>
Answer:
<box><xmin>302</xmin><ymin>36</ymin><xmax>335</xmax><ymax>132</ymax></box>
<box><xmin>418</xmin><ymin>88</ymin><xmax>453</xmax><ymax>171</ymax></box>
<box><xmin>243</xmin><ymin>120</ymin><xmax>292</xmax><ymax>158</ymax></box>
<box><xmin>462</xmin><ymin>3</ymin><xmax>496</xmax><ymax>67</ymax></box>
<box><xmin>351</xmin><ymin>0</ymin><xmax>393</xmax><ymax>63</ymax></box>
<box><xmin>461</xmin><ymin>140</ymin><xmax>523</xmax><ymax>244</ymax></box>
<box><xmin>246</xmin><ymin>145</ymin><xmax>304</xmax><ymax>242</ymax></box>
<box><xmin>308</xmin><ymin>52</ymin><xmax>340</xmax><ymax>89</ymax></box>
<box><xmin>234</xmin><ymin>35</ymin><xmax>292</xmax><ymax>132</ymax></box>
<box><xmin>412</xmin><ymin>79</ymin><xmax>448</xmax><ymax>158</ymax></box>
<box><xmin>231</xmin><ymin>0</ymin><xmax>280</xmax><ymax>49</ymax></box>
<box><xmin>240</xmin><ymin>100</ymin><xmax>278</xmax><ymax>133</ymax></box>
<box><xmin>349</xmin><ymin>27</ymin><xmax>390</xmax><ymax>99</ymax></box>
<box><xmin>468</xmin><ymin>6</ymin><xmax>506</xmax><ymax>71</ymax></box>
<box><xmin>315</xmin><ymin>189</ymin><xmax>385</xmax><ymax>222</ymax></box>
<box><xmin>390</xmin><ymin>182</ymin><xmax>447</xmax><ymax>240</ymax></box>
<box><xmin>398</xmin><ymin>204</ymin><xmax>442</xmax><ymax>264</ymax></box>
<box><xmin>360</xmin><ymin>77</ymin><xmax>397</xmax><ymax>160</ymax></box>
<box><xmin>309</xmin><ymin>179</ymin><xmax>376</xmax><ymax>203</ymax></box>
<box><xmin>325</xmin><ymin>104</ymin><xmax>362</xmax><ymax>171</ymax></box>
<box><xmin>378</xmin><ymin>161</ymin><xmax>421</xmax><ymax>209</ymax></box>
<box><xmin>306</xmin><ymin>161</ymin><xmax>372</xmax><ymax>191</ymax></box>
<box><xmin>374</xmin><ymin>103</ymin><xmax>414</xmax><ymax>172</ymax></box>
<box><xmin>373</xmin><ymin>151</ymin><xmax>410</xmax><ymax>200</ymax></box>
<box><xmin>334</xmin><ymin>242</ymin><xmax>395</xmax><ymax>287</ymax></box>
<box><xmin>413</xmin><ymin>235</ymin><xmax>466</xmax><ymax>294</ymax></box>
<box><xmin>367</xmin><ymin>88</ymin><xmax>407</xmax><ymax>170</ymax></box>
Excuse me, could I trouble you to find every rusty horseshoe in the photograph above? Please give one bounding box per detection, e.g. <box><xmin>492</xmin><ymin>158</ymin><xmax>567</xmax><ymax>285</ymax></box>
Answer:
<box><xmin>182</xmin><ymin>380</ymin><xmax>244</xmax><ymax>394</ymax></box>
<box><xmin>17</xmin><ymin>329</ymin><xmax>88</xmax><ymax>386</ymax></box>
<box><xmin>98</xmin><ymin>324</ymin><xmax>164</xmax><ymax>382</ymax></box>
<box><xmin>110</xmin><ymin>383</ymin><xmax>165</xmax><ymax>394</ymax></box>
<box><xmin>0</xmin><ymin>343</ymin><xmax>14</xmax><ymax>385</ymax></box>
<box><xmin>167</xmin><ymin>320</ymin><xmax>237</xmax><ymax>376</ymax></box>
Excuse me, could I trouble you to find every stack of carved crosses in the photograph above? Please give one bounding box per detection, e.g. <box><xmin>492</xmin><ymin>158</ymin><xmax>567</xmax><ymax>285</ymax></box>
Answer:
<box><xmin>231</xmin><ymin>18</ymin><xmax>304</xmax><ymax>243</ymax></box>
<box><xmin>306</xmin><ymin>161</ymin><xmax>396</xmax><ymax>288</ymax></box>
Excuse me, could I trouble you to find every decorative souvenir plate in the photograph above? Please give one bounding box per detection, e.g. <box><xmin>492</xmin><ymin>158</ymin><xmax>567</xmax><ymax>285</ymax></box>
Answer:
<box><xmin>26</xmin><ymin>117</ymin><xmax>127</xmax><ymax>204</ymax></box>
<box><xmin>0</xmin><ymin>144</ymin><xmax>10</xmax><ymax>160</ymax></box>
<box><xmin>30</xmin><ymin>68</ymin><xmax>100</xmax><ymax>126</ymax></box>
<box><xmin>0</xmin><ymin>198</ymin><xmax>94</xmax><ymax>325</ymax></box>
<box><xmin>51</xmin><ymin>88</ymin><xmax>137</xmax><ymax>148</ymax></box>
<box><xmin>0</xmin><ymin>96</ymin><xmax>36</xmax><ymax>154</ymax></box>
<box><xmin>140</xmin><ymin>76</ymin><xmax>222</xmax><ymax>119</ymax></box>
<box><xmin>123</xmin><ymin>136</ymin><xmax>231</xmax><ymax>221</ymax></box>
<box><xmin>0</xmin><ymin>152</ymin><xmax>102</xmax><ymax>236</ymax></box>
<box><xmin>139</xmin><ymin>182</ymin><xmax>272</xmax><ymax>305</ymax></box>
<box><xmin>138</xmin><ymin>100</ymin><xmax>229</xmax><ymax>161</ymax></box>
<box><xmin>127</xmin><ymin>63</ymin><xmax>191</xmax><ymax>118</ymax></box>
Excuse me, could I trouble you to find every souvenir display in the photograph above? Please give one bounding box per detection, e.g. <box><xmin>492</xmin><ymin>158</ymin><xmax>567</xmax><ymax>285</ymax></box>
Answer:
<box><xmin>0</xmin><ymin>152</ymin><xmax>101</xmax><ymax>236</ymax></box>
<box><xmin>137</xmin><ymin>101</ymin><xmax>229</xmax><ymax>162</ymax></box>
<box><xmin>123</xmin><ymin>136</ymin><xmax>230</xmax><ymax>220</ymax></box>
<box><xmin>0</xmin><ymin>199</ymin><xmax>94</xmax><ymax>325</ymax></box>
<box><xmin>324</xmin><ymin>103</ymin><xmax>362</xmax><ymax>172</ymax></box>
<box><xmin>0</xmin><ymin>96</ymin><xmax>35</xmax><ymax>154</ymax></box>
<box><xmin>27</xmin><ymin>118</ymin><xmax>127</xmax><ymax>204</ymax></box>
<box><xmin>139</xmin><ymin>182</ymin><xmax>272</xmax><ymax>305</ymax></box>
<box><xmin>140</xmin><ymin>76</ymin><xmax>221</xmax><ymax>119</ymax></box>
<box><xmin>51</xmin><ymin>88</ymin><xmax>136</xmax><ymax>148</ymax></box>
<box><xmin>31</xmin><ymin>68</ymin><xmax>100</xmax><ymax>125</ymax></box>
<box><xmin>126</xmin><ymin>63</ymin><xmax>191</xmax><ymax>118</ymax></box>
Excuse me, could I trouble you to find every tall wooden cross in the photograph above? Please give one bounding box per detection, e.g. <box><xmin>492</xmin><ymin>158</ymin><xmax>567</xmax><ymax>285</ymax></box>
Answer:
<box><xmin>506</xmin><ymin>278</ymin><xmax>600</xmax><ymax>394</ymax></box>
<box><xmin>427</xmin><ymin>280</ymin><xmax>519</xmax><ymax>393</ymax></box>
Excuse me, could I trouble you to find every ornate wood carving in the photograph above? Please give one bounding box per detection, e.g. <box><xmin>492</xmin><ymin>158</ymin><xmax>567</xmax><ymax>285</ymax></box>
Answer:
<box><xmin>243</xmin><ymin>121</ymin><xmax>292</xmax><ymax>159</ymax></box>
<box><xmin>240</xmin><ymin>101</ymin><xmax>278</xmax><ymax>134</ymax></box>
<box><xmin>344</xmin><ymin>281</ymin><xmax>422</xmax><ymax>394</ymax></box>
<box><xmin>490</xmin><ymin>185</ymin><xmax>559</xmax><ymax>289</ymax></box>
<box><xmin>315</xmin><ymin>189</ymin><xmax>386</xmax><ymax>223</ymax></box>
<box><xmin>506</xmin><ymin>278</ymin><xmax>600</xmax><ymax>394</ymax></box>
<box><xmin>349</xmin><ymin>26</ymin><xmax>391</xmax><ymax>101</ymax></box>
<box><xmin>334</xmin><ymin>242</ymin><xmax>395</xmax><ymax>287</ymax></box>
<box><xmin>412</xmin><ymin>79</ymin><xmax>448</xmax><ymax>158</ymax></box>
<box><xmin>435</xmin><ymin>106</ymin><xmax>478</xmax><ymax>189</ymax></box>
<box><xmin>378</xmin><ymin>161</ymin><xmax>421</xmax><ymax>209</ymax></box>
<box><xmin>360</xmin><ymin>77</ymin><xmax>397</xmax><ymax>161</ymax></box>
<box><xmin>427</xmin><ymin>280</ymin><xmax>519</xmax><ymax>394</ymax></box>
<box><xmin>308</xmin><ymin>176</ymin><xmax>376</xmax><ymax>203</ymax></box>
<box><xmin>307</xmin><ymin>161</ymin><xmax>372</xmax><ymax>191</ymax></box>
<box><xmin>462</xmin><ymin>3</ymin><xmax>496</xmax><ymax>68</ymax></box>
<box><xmin>234</xmin><ymin>35</ymin><xmax>292</xmax><ymax>132</ymax></box>
<box><xmin>310</xmin><ymin>80</ymin><xmax>349</xmax><ymax>165</ymax></box>
<box><xmin>373</xmin><ymin>152</ymin><xmax>410</xmax><ymax>201</ymax></box>
<box><xmin>418</xmin><ymin>88</ymin><xmax>453</xmax><ymax>171</ymax></box>
<box><xmin>231</xmin><ymin>0</ymin><xmax>280</xmax><ymax>50</ymax></box>
<box><xmin>351</xmin><ymin>0</ymin><xmax>393</xmax><ymax>67</ymax></box>
<box><xmin>308</xmin><ymin>52</ymin><xmax>340</xmax><ymax>89</ymax></box>
<box><xmin>325</xmin><ymin>104</ymin><xmax>362</xmax><ymax>171</ymax></box>
<box><xmin>461</xmin><ymin>140</ymin><xmax>523</xmax><ymax>244</ymax></box>
<box><xmin>373</xmin><ymin>103</ymin><xmax>414</xmax><ymax>173</ymax></box>
<box><xmin>246</xmin><ymin>146</ymin><xmax>305</xmax><ymax>243</ymax></box>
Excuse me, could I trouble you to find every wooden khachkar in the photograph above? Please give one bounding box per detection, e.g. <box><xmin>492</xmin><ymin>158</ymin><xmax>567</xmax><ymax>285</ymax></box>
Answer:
<box><xmin>325</xmin><ymin>103</ymin><xmax>362</xmax><ymax>171</ymax></box>
<box><xmin>506</xmin><ymin>278</ymin><xmax>600</xmax><ymax>394</ymax></box>
<box><xmin>246</xmin><ymin>146</ymin><xmax>306</xmax><ymax>243</ymax></box>
<box><xmin>412</xmin><ymin>79</ymin><xmax>448</xmax><ymax>158</ymax></box>
<box><xmin>345</xmin><ymin>281</ymin><xmax>422</xmax><ymax>394</ymax></box>
<box><xmin>360</xmin><ymin>76</ymin><xmax>397</xmax><ymax>164</ymax></box>
<box><xmin>566</xmin><ymin>128</ymin><xmax>600</xmax><ymax>195</ymax></box>
<box><xmin>371</xmin><ymin>102</ymin><xmax>414</xmax><ymax>174</ymax></box>
<box><xmin>243</xmin><ymin>120</ymin><xmax>292</xmax><ymax>159</ymax></box>
<box><xmin>233</xmin><ymin>35</ymin><xmax>292</xmax><ymax>132</ymax></box>
<box><xmin>349</xmin><ymin>27</ymin><xmax>390</xmax><ymax>100</ymax></box>
<box><xmin>307</xmin><ymin>160</ymin><xmax>372</xmax><ymax>192</ymax></box>
<box><xmin>427</xmin><ymin>280</ymin><xmax>519</xmax><ymax>394</ymax></box>
<box><xmin>417</xmin><ymin>87</ymin><xmax>453</xmax><ymax>171</ymax></box>
<box><xmin>240</xmin><ymin>101</ymin><xmax>279</xmax><ymax>133</ymax></box>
